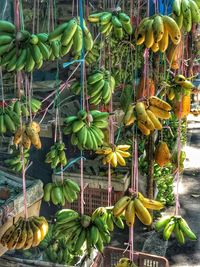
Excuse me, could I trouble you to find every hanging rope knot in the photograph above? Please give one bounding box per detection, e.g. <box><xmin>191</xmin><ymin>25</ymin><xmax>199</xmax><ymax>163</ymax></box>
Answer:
<box><xmin>123</xmin><ymin>242</ymin><xmax>131</xmax><ymax>253</ymax></box>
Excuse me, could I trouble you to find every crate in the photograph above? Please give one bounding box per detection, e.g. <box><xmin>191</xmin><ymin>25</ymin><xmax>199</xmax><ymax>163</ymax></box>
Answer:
<box><xmin>0</xmin><ymin>167</ymin><xmax>43</xmax><ymax>256</ymax></box>
<box><xmin>91</xmin><ymin>247</ymin><xmax>169</xmax><ymax>267</ymax></box>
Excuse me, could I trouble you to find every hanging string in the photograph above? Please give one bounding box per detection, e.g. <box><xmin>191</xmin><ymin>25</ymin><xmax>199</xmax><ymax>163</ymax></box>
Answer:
<box><xmin>0</xmin><ymin>68</ymin><xmax>5</xmax><ymax>112</ymax></box>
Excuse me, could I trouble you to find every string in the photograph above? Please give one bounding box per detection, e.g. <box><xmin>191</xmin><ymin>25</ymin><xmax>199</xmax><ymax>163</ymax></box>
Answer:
<box><xmin>0</xmin><ymin>68</ymin><xmax>5</xmax><ymax>112</ymax></box>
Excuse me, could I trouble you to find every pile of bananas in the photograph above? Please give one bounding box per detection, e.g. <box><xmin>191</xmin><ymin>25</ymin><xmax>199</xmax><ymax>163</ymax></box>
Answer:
<box><xmin>4</xmin><ymin>148</ymin><xmax>29</xmax><ymax>173</ymax></box>
<box><xmin>63</xmin><ymin>110</ymin><xmax>109</xmax><ymax>150</ymax></box>
<box><xmin>88</xmin><ymin>11</ymin><xmax>133</xmax><ymax>39</ymax></box>
<box><xmin>70</xmin><ymin>69</ymin><xmax>116</xmax><ymax>105</ymax></box>
<box><xmin>96</xmin><ymin>144</ymin><xmax>131</xmax><ymax>167</ymax></box>
<box><xmin>14</xmin><ymin>121</ymin><xmax>41</xmax><ymax>150</ymax></box>
<box><xmin>155</xmin><ymin>215</ymin><xmax>197</xmax><ymax>244</ymax></box>
<box><xmin>0</xmin><ymin>17</ymin><xmax>94</xmax><ymax>72</ymax></box>
<box><xmin>45</xmin><ymin>142</ymin><xmax>67</xmax><ymax>169</ymax></box>
<box><xmin>136</xmin><ymin>15</ymin><xmax>181</xmax><ymax>52</ymax></box>
<box><xmin>0</xmin><ymin>216</ymin><xmax>48</xmax><ymax>250</ymax></box>
<box><xmin>12</xmin><ymin>97</ymin><xmax>42</xmax><ymax>117</ymax></box>
<box><xmin>54</xmin><ymin>209</ymin><xmax>111</xmax><ymax>254</ymax></box>
<box><xmin>0</xmin><ymin>106</ymin><xmax>20</xmax><ymax>134</ymax></box>
<box><xmin>124</xmin><ymin>97</ymin><xmax>172</xmax><ymax>135</ymax></box>
<box><xmin>43</xmin><ymin>179</ymin><xmax>80</xmax><ymax>205</ymax></box>
<box><xmin>172</xmin><ymin>0</ymin><xmax>200</xmax><ymax>32</ymax></box>
<box><xmin>115</xmin><ymin>258</ymin><xmax>138</xmax><ymax>267</ymax></box>
<box><xmin>154</xmin><ymin>141</ymin><xmax>171</xmax><ymax>167</ymax></box>
<box><xmin>113</xmin><ymin>192</ymin><xmax>164</xmax><ymax>227</ymax></box>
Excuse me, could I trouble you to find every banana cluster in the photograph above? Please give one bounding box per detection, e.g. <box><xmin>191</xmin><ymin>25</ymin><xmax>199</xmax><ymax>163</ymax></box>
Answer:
<box><xmin>0</xmin><ymin>216</ymin><xmax>48</xmax><ymax>250</ymax></box>
<box><xmin>154</xmin><ymin>141</ymin><xmax>171</xmax><ymax>167</ymax></box>
<box><xmin>45</xmin><ymin>142</ymin><xmax>67</xmax><ymax>169</ymax></box>
<box><xmin>85</xmin><ymin>41</ymin><xmax>103</xmax><ymax>66</ymax></box>
<box><xmin>155</xmin><ymin>215</ymin><xmax>197</xmax><ymax>245</ymax></box>
<box><xmin>96</xmin><ymin>144</ymin><xmax>131</xmax><ymax>168</ymax></box>
<box><xmin>88</xmin><ymin>11</ymin><xmax>133</xmax><ymax>39</ymax></box>
<box><xmin>4</xmin><ymin>148</ymin><xmax>29</xmax><ymax>173</ymax></box>
<box><xmin>13</xmin><ymin>98</ymin><xmax>42</xmax><ymax>117</ymax></box>
<box><xmin>54</xmin><ymin>209</ymin><xmax>112</xmax><ymax>254</ymax></box>
<box><xmin>115</xmin><ymin>258</ymin><xmax>138</xmax><ymax>267</ymax></box>
<box><xmin>43</xmin><ymin>179</ymin><xmax>80</xmax><ymax>205</ymax></box>
<box><xmin>14</xmin><ymin>121</ymin><xmax>41</xmax><ymax>150</ymax></box>
<box><xmin>136</xmin><ymin>15</ymin><xmax>181</xmax><ymax>52</ymax></box>
<box><xmin>70</xmin><ymin>69</ymin><xmax>115</xmax><ymax>105</ymax></box>
<box><xmin>172</xmin><ymin>0</ymin><xmax>200</xmax><ymax>32</ymax></box>
<box><xmin>0</xmin><ymin>106</ymin><xmax>20</xmax><ymax>134</ymax></box>
<box><xmin>0</xmin><ymin>17</ymin><xmax>94</xmax><ymax>72</ymax></box>
<box><xmin>113</xmin><ymin>193</ymin><xmax>164</xmax><ymax>227</ymax></box>
<box><xmin>63</xmin><ymin>110</ymin><xmax>109</xmax><ymax>150</ymax></box>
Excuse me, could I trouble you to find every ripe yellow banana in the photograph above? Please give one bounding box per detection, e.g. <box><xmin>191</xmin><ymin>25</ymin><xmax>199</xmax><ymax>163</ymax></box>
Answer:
<box><xmin>162</xmin><ymin>15</ymin><xmax>181</xmax><ymax>45</ymax></box>
<box><xmin>135</xmin><ymin>102</ymin><xmax>148</xmax><ymax>122</ymax></box>
<box><xmin>116</xmin><ymin>149</ymin><xmax>131</xmax><ymax>158</ymax></box>
<box><xmin>23</xmin><ymin>221</ymin><xmax>34</xmax><ymax>250</ymax></box>
<box><xmin>111</xmin><ymin>152</ymin><xmax>118</xmax><ymax>167</ymax></box>
<box><xmin>136</xmin><ymin>18</ymin><xmax>150</xmax><ymax>45</ymax></box>
<box><xmin>116</xmin><ymin>145</ymin><xmax>130</xmax><ymax>151</ymax></box>
<box><xmin>145</xmin><ymin>19</ymin><xmax>154</xmax><ymax>48</ymax></box>
<box><xmin>146</xmin><ymin>110</ymin><xmax>162</xmax><ymax>130</ymax></box>
<box><xmin>113</xmin><ymin>196</ymin><xmax>131</xmax><ymax>217</ymax></box>
<box><xmin>149</xmin><ymin>96</ymin><xmax>172</xmax><ymax>111</ymax></box>
<box><xmin>159</xmin><ymin>27</ymin><xmax>169</xmax><ymax>52</ymax></box>
<box><xmin>125</xmin><ymin>200</ymin><xmax>135</xmax><ymax>227</ymax></box>
<box><xmin>134</xmin><ymin>198</ymin><xmax>152</xmax><ymax>225</ymax></box>
<box><xmin>152</xmin><ymin>15</ymin><xmax>164</xmax><ymax>42</ymax></box>
<box><xmin>115</xmin><ymin>151</ymin><xmax>126</xmax><ymax>166</ymax></box>
<box><xmin>138</xmin><ymin>192</ymin><xmax>164</xmax><ymax>210</ymax></box>
<box><xmin>15</xmin><ymin>220</ymin><xmax>27</xmax><ymax>249</ymax></box>
<box><xmin>138</xmin><ymin>121</ymin><xmax>150</xmax><ymax>136</ymax></box>
<box><xmin>149</xmin><ymin>105</ymin><xmax>171</xmax><ymax>119</ymax></box>
<box><xmin>151</xmin><ymin>42</ymin><xmax>159</xmax><ymax>53</ymax></box>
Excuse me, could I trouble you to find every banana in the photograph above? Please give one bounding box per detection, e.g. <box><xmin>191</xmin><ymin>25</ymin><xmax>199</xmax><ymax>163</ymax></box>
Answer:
<box><xmin>149</xmin><ymin>105</ymin><xmax>171</xmax><ymax>119</ymax></box>
<box><xmin>163</xmin><ymin>218</ymin><xmax>176</xmax><ymax>240</ymax></box>
<box><xmin>113</xmin><ymin>196</ymin><xmax>131</xmax><ymax>217</ymax></box>
<box><xmin>174</xmin><ymin>221</ymin><xmax>185</xmax><ymax>245</ymax></box>
<box><xmin>182</xmin><ymin>0</ymin><xmax>192</xmax><ymax>32</ymax></box>
<box><xmin>152</xmin><ymin>15</ymin><xmax>164</xmax><ymax>42</ymax></box>
<box><xmin>190</xmin><ymin>0</ymin><xmax>200</xmax><ymax>23</ymax></box>
<box><xmin>6</xmin><ymin>218</ymin><xmax>23</xmax><ymax>250</ymax></box>
<box><xmin>136</xmin><ymin>18</ymin><xmax>150</xmax><ymax>45</ymax></box>
<box><xmin>159</xmin><ymin>27</ymin><xmax>169</xmax><ymax>52</ymax></box>
<box><xmin>149</xmin><ymin>96</ymin><xmax>172</xmax><ymax>111</ymax></box>
<box><xmin>151</xmin><ymin>42</ymin><xmax>160</xmax><ymax>52</ymax></box>
<box><xmin>145</xmin><ymin>19</ymin><xmax>154</xmax><ymax>48</ymax></box>
<box><xmin>110</xmin><ymin>152</ymin><xmax>118</xmax><ymax>168</ymax></box>
<box><xmin>106</xmin><ymin>213</ymin><xmax>114</xmax><ymax>232</ymax></box>
<box><xmin>115</xmin><ymin>151</ymin><xmax>126</xmax><ymax>166</ymax></box>
<box><xmin>90</xmin><ymin>225</ymin><xmax>100</xmax><ymax>245</ymax></box>
<box><xmin>23</xmin><ymin>221</ymin><xmax>34</xmax><ymax>250</ymax></box>
<box><xmin>1</xmin><ymin>224</ymin><xmax>16</xmax><ymax>246</ymax></box>
<box><xmin>138</xmin><ymin>193</ymin><xmax>164</xmax><ymax>210</ymax></box>
<box><xmin>146</xmin><ymin>109</ymin><xmax>162</xmax><ymax>130</ymax></box>
<box><xmin>125</xmin><ymin>200</ymin><xmax>135</xmax><ymax>227</ymax></box>
<box><xmin>138</xmin><ymin>121</ymin><xmax>150</xmax><ymax>136</ymax></box>
<box><xmin>30</xmin><ymin>219</ymin><xmax>42</xmax><ymax>247</ymax></box>
<box><xmin>61</xmin><ymin>19</ymin><xmax>77</xmax><ymax>46</ymax></box>
<box><xmin>100</xmin><ymin>12</ymin><xmax>112</xmax><ymax>25</ymax></box>
<box><xmin>162</xmin><ymin>16</ymin><xmax>181</xmax><ymax>45</ymax></box>
<box><xmin>178</xmin><ymin>217</ymin><xmax>197</xmax><ymax>240</ymax></box>
<box><xmin>173</xmin><ymin>0</ymin><xmax>182</xmax><ymax>16</ymax></box>
<box><xmin>155</xmin><ymin>216</ymin><xmax>172</xmax><ymax>231</ymax></box>
<box><xmin>15</xmin><ymin>220</ymin><xmax>27</xmax><ymax>249</ymax></box>
<box><xmin>135</xmin><ymin>102</ymin><xmax>147</xmax><ymax>122</ymax></box>
<box><xmin>134</xmin><ymin>198</ymin><xmax>152</xmax><ymax>225</ymax></box>
<box><xmin>48</xmin><ymin>22</ymin><xmax>68</xmax><ymax>41</ymax></box>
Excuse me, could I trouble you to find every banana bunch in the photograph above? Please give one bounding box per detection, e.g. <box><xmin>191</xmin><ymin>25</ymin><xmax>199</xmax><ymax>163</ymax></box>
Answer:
<box><xmin>49</xmin><ymin>18</ymin><xmax>93</xmax><ymax>59</ymax></box>
<box><xmin>155</xmin><ymin>215</ymin><xmax>197</xmax><ymax>245</ymax></box>
<box><xmin>0</xmin><ymin>216</ymin><xmax>48</xmax><ymax>250</ymax></box>
<box><xmin>113</xmin><ymin>192</ymin><xmax>164</xmax><ymax>227</ymax></box>
<box><xmin>88</xmin><ymin>11</ymin><xmax>133</xmax><ymax>39</ymax></box>
<box><xmin>0</xmin><ymin>106</ymin><xmax>20</xmax><ymax>134</ymax></box>
<box><xmin>166</xmin><ymin>74</ymin><xmax>194</xmax><ymax>101</ymax></box>
<box><xmin>115</xmin><ymin>258</ymin><xmax>138</xmax><ymax>267</ymax></box>
<box><xmin>96</xmin><ymin>144</ymin><xmax>131</xmax><ymax>168</ymax></box>
<box><xmin>136</xmin><ymin>15</ymin><xmax>181</xmax><ymax>52</ymax></box>
<box><xmin>4</xmin><ymin>148</ymin><xmax>29</xmax><ymax>173</ymax></box>
<box><xmin>45</xmin><ymin>142</ymin><xmax>67</xmax><ymax>169</ymax></box>
<box><xmin>54</xmin><ymin>209</ymin><xmax>112</xmax><ymax>254</ymax></box>
<box><xmin>12</xmin><ymin>97</ymin><xmax>42</xmax><ymax>117</ymax></box>
<box><xmin>14</xmin><ymin>121</ymin><xmax>41</xmax><ymax>150</ymax></box>
<box><xmin>70</xmin><ymin>69</ymin><xmax>116</xmax><ymax>105</ymax></box>
<box><xmin>63</xmin><ymin>110</ymin><xmax>109</xmax><ymax>150</ymax></box>
<box><xmin>91</xmin><ymin>207</ymin><xmax>125</xmax><ymax>232</ymax></box>
<box><xmin>43</xmin><ymin>179</ymin><xmax>80</xmax><ymax>205</ymax></box>
<box><xmin>85</xmin><ymin>41</ymin><xmax>103</xmax><ymax>66</ymax></box>
<box><xmin>134</xmin><ymin>97</ymin><xmax>171</xmax><ymax>135</ymax></box>
<box><xmin>154</xmin><ymin>141</ymin><xmax>171</xmax><ymax>167</ymax></box>
<box><xmin>172</xmin><ymin>0</ymin><xmax>200</xmax><ymax>32</ymax></box>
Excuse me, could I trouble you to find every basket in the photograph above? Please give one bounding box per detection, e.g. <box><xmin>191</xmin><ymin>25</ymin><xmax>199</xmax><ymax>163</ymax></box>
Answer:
<box><xmin>0</xmin><ymin>167</ymin><xmax>43</xmax><ymax>256</ymax></box>
<box><xmin>91</xmin><ymin>247</ymin><xmax>169</xmax><ymax>267</ymax></box>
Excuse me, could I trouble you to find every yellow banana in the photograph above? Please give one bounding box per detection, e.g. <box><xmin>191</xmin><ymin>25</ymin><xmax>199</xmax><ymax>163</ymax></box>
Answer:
<box><xmin>116</xmin><ymin>149</ymin><xmax>131</xmax><ymax>158</ymax></box>
<box><xmin>136</xmin><ymin>18</ymin><xmax>150</xmax><ymax>45</ymax></box>
<box><xmin>23</xmin><ymin>221</ymin><xmax>34</xmax><ymax>250</ymax></box>
<box><xmin>152</xmin><ymin>15</ymin><xmax>164</xmax><ymax>42</ymax></box>
<box><xmin>145</xmin><ymin>19</ymin><xmax>154</xmax><ymax>48</ymax></box>
<box><xmin>145</xmin><ymin>116</ymin><xmax>155</xmax><ymax>131</ymax></box>
<box><xmin>149</xmin><ymin>105</ymin><xmax>171</xmax><ymax>119</ymax></box>
<box><xmin>162</xmin><ymin>15</ymin><xmax>181</xmax><ymax>45</ymax></box>
<box><xmin>111</xmin><ymin>152</ymin><xmax>118</xmax><ymax>167</ymax></box>
<box><xmin>138</xmin><ymin>192</ymin><xmax>164</xmax><ymax>210</ymax></box>
<box><xmin>115</xmin><ymin>151</ymin><xmax>126</xmax><ymax>166</ymax></box>
<box><xmin>113</xmin><ymin>196</ymin><xmax>131</xmax><ymax>217</ymax></box>
<box><xmin>105</xmin><ymin>151</ymin><xmax>114</xmax><ymax>163</ymax></box>
<box><xmin>151</xmin><ymin>42</ymin><xmax>159</xmax><ymax>53</ymax></box>
<box><xmin>138</xmin><ymin>121</ymin><xmax>151</xmax><ymax>136</ymax></box>
<box><xmin>149</xmin><ymin>96</ymin><xmax>172</xmax><ymax>111</ymax></box>
<box><xmin>15</xmin><ymin>220</ymin><xmax>27</xmax><ymax>249</ymax></box>
<box><xmin>116</xmin><ymin>145</ymin><xmax>130</xmax><ymax>151</ymax></box>
<box><xmin>134</xmin><ymin>198</ymin><xmax>152</xmax><ymax>225</ymax></box>
<box><xmin>30</xmin><ymin>219</ymin><xmax>42</xmax><ymax>247</ymax></box>
<box><xmin>125</xmin><ymin>200</ymin><xmax>135</xmax><ymax>227</ymax></box>
<box><xmin>159</xmin><ymin>27</ymin><xmax>169</xmax><ymax>52</ymax></box>
<box><xmin>135</xmin><ymin>102</ymin><xmax>147</xmax><ymax>122</ymax></box>
<box><xmin>146</xmin><ymin>110</ymin><xmax>162</xmax><ymax>130</ymax></box>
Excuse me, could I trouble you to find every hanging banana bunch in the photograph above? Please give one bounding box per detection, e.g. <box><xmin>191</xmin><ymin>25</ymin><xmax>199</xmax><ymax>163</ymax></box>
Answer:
<box><xmin>88</xmin><ymin>11</ymin><xmax>133</xmax><ymax>39</ymax></box>
<box><xmin>113</xmin><ymin>192</ymin><xmax>164</xmax><ymax>227</ymax></box>
<box><xmin>63</xmin><ymin>110</ymin><xmax>109</xmax><ymax>150</ymax></box>
<box><xmin>172</xmin><ymin>0</ymin><xmax>200</xmax><ymax>32</ymax></box>
<box><xmin>0</xmin><ymin>216</ymin><xmax>48</xmax><ymax>250</ymax></box>
<box><xmin>154</xmin><ymin>141</ymin><xmax>171</xmax><ymax>167</ymax></box>
<box><xmin>0</xmin><ymin>106</ymin><xmax>20</xmax><ymax>134</ymax></box>
<box><xmin>14</xmin><ymin>121</ymin><xmax>41</xmax><ymax>150</ymax></box>
<box><xmin>96</xmin><ymin>144</ymin><xmax>131</xmax><ymax>168</ymax></box>
<box><xmin>45</xmin><ymin>142</ymin><xmax>67</xmax><ymax>169</ymax></box>
<box><xmin>155</xmin><ymin>215</ymin><xmax>197</xmax><ymax>244</ymax></box>
<box><xmin>13</xmin><ymin>97</ymin><xmax>42</xmax><ymax>117</ymax></box>
<box><xmin>136</xmin><ymin>15</ymin><xmax>181</xmax><ymax>52</ymax></box>
<box><xmin>4</xmin><ymin>148</ymin><xmax>29</xmax><ymax>173</ymax></box>
<box><xmin>43</xmin><ymin>180</ymin><xmax>80</xmax><ymax>205</ymax></box>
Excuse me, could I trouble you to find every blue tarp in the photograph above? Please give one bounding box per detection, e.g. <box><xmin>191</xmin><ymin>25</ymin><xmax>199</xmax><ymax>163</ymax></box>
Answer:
<box><xmin>149</xmin><ymin>0</ymin><xmax>174</xmax><ymax>15</ymax></box>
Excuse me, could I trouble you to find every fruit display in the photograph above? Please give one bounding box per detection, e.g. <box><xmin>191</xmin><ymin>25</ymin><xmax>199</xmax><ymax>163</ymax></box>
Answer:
<box><xmin>113</xmin><ymin>193</ymin><xmax>164</xmax><ymax>227</ymax></box>
<box><xmin>63</xmin><ymin>110</ymin><xmax>109</xmax><ymax>150</ymax></box>
<box><xmin>0</xmin><ymin>216</ymin><xmax>48</xmax><ymax>250</ymax></box>
<box><xmin>45</xmin><ymin>142</ymin><xmax>67</xmax><ymax>169</ymax></box>
<box><xmin>4</xmin><ymin>148</ymin><xmax>29</xmax><ymax>173</ymax></box>
<box><xmin>155</xmin><ymin>215</ymin><xmax>197</xmax><ymax>244</ymax></box>
<box><xmin>115</xmin><ymin>258</ymin><xmax>138</xmax><ymax>267</ymax></box>
<box><xmin>54</xmin><ymin>209</ymin><xmax>112</xmax><ymax>254</ymax></box>
<box><xmin>96</xmin><ymin>144</ymin><xmax>131</xmax><ymax>167</ymax></box>
<box><xmin>13</xmin><ymin>97</ymin><xmax>42</xmax><ymax>116</ymax></box>
<box><xmin>13</xmin><ymin>121</ymin><xmax>41</xmax><ymax>149</ymax></box>
<box><xmin>0</xmin><ymin>17</ymin><xmax>94</xmax><ymax>72</ymax></box>
<box><xmin>136</xmin><ymin>15</ymin><xmax>181</xmax><ymax>52</ymax></box>
<box><xmin>172</xmin><ymin>0</ymin><xmax>200</xmax><ymax>32</ymax></box>
<box><xmin>154</xmin><ymin>141</ymin><xmax>171</xmax><ymax>167</ymax></box>
<box><xmin>88</xmin><ymin>11</ymin><xmax>133</xmax><ymax>39</ymax></box>
<box><xmin>43</xmin><ymin>179</ymin><xmax>80</xmax><ymax>205</ymax></box>
<box><xmin>70</xmin><ymin>69</ymin><xmax>116</xmax><ymax>105</ymax></box>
